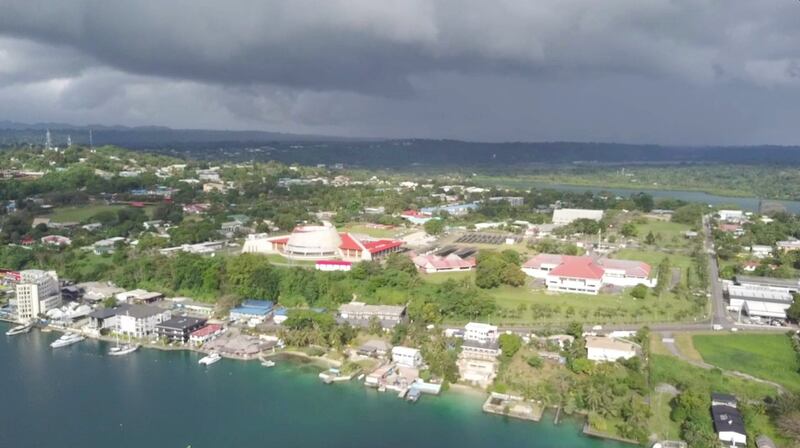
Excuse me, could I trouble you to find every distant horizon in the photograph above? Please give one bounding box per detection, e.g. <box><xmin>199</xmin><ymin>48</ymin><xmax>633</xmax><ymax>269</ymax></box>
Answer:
<box><xmin>2</xmin><ymin>119</ymin><xmax>799</xmax><ymax>149</ymax></box>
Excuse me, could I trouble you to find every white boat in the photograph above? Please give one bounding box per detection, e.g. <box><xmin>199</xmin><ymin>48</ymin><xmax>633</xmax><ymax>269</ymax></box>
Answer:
<box><xmin>198</xmin><ymin>353</ymin><xmax>222</xmax><ymax>365</ymax></box>
<box><xmin>261</xmin><ymin>359</ymin><xmax>276</xmax><ymax>367</ymax></box>
<box><xmin>6</xmin><ymin>322</ymin><xmax>34</xmax><ymax>336</ymax></box>
<box><xmin>109</xmin><ymin>334</ymin><xmax>140</xmax><ymax>356</ymax></box>
<box><xmin>109</xmin><ymin>344</ymin><xmax>140</xmax><ymax>356</ymax></box>
<box><xmin>50</xmin><ymin>332</ymin><xmax>85</xmax><ymax>348</ymax></box>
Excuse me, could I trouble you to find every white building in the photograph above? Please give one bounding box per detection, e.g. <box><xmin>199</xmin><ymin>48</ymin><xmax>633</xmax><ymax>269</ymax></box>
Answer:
<box><xmin>552</xmin><ymin>208</ymin><xmax>604</xmax><ymax>226</ymax></box>
<box><xmin>464</xmin><ymin>322</ymin><xmax>498</xmax><ymax>344</ymax></box>
<box><xmin>749</xmin><ymin>245</ymin><xmax>773</xmax><ymax>259</ymax></box>
<box><xmin>522</xmin><ymin>254</ymin><xmax>655</xmax><ymax>295</ymax></box>
<box><xmin>718</xmin><ymin>210</ymin><xmax>745</xmax><ymax>222</ymax></box>
<box><xmin>585</xmin><ymin>336</ymin><xmax>638</xmax><ymax>362</ymax></box>
<box><xmin>391</xmin><ymin>346</ymin><xmax>423</xmax><ymax>368</ymax></box>
<box><xmin>117</xmin><ymin>305</ymin><xmax>172</xmax><ymax>339</ymax></box>
<box><xmin>15</xmin><ymin>270</ymin><xmax>62</xmax><ymax>321</ymax></box>
<box><xmin>727</xmin><ymin>284</ymin><xmax>793</xmax><ymax>320</ymax></box>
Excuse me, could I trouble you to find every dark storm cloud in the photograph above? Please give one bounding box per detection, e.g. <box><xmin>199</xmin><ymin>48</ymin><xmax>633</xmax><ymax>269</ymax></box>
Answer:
<box><xmin>0</xmin><ymin>0</ymin><xmax>799</xmax><ymax>143</ymax></box>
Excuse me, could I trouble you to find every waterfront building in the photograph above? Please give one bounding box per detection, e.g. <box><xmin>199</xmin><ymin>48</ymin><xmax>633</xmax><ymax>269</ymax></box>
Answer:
<box><xmin>461</xmin><ymin>339</ymin><xmax>502</xmax><ymax>360</ymax></box>
<box><xmin>117</xmin><ymin>305</ymin><xmax>172</xmax><ymax>338</ymax></box>
<box><xmin>585</xmin><ymin>336</ymin><xmax>639</xmax><ymax>362</ymax></box>
<box><xmin>357</xmin><ymin>339</ymin><xmax>391</xmax><ymax>358</ymax></box>
<box><xmin>189</xmin><ymin>323</ymin><xmax>223</xmax><ymax>345</ymax></box>
<box><xmin>15</xmin><ymin>269</ymin><xmax>62</xmax><ymax>321</ymax></box>
<box><xmin>229</xmin><ymin>300</ymin><xmax>274</xmax><ymax>323</ymax></box>
<box><xmin>522</xmin><ymin>254</ymin><xmax>654</xmax><ymax>295</ymax></box>
<box><xmin>155</xmin><ymin>316</ymin><xmax>207</xmax><ymax>342</ymax></box>
<box><xmin>551</xmin><ymin>208</ymin><xmax>604</xmax><ymax>226</ymax></box>
<box><xmin>87</xmin><ymin>306</ymin><xmax>123</xmax><ymax>332</ymax></box>
<box><xmin>391</xmin><ymin>346</ymin><xmax>423</xmax><ymax>368</ymax></box>
<box><xmin>457</xmin><ymin>358</ymin><xmax>497</xmax><ymax>388</ymax></box>
<box><xmin>338</xmin><ymin>302</ymin><xmax>407</xmax><ymax>329</ymax></box>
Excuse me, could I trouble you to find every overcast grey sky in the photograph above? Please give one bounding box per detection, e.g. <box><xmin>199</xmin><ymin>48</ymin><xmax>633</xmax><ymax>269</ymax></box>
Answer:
<box><xmin>0</xmin><ymin>0</ymin><xmax>799</xmax><ymax>144</ymax></box>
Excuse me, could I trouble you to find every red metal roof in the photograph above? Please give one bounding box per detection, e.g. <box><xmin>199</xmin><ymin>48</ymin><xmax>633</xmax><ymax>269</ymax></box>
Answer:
<box><xmin>549</xmin><ymin>256</ymin><xmax>605</xmax><ymax>279</ymax></box>
<box><xmin>338</xmin><ymin>233</ymin><xmax>365</xmax><ymax>251</ymax></box>
<box><xmin>361</xmin><ymin>239</ymin><xmax>403</xmax><ymax>254</ymax></box>
<box><xmin>190</xmin><ymin>324</ymin><xmax>222</xmax><ymax>338</ymax></box>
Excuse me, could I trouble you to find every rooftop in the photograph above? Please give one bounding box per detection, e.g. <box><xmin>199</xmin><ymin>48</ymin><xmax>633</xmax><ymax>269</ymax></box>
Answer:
<box><xmin>585</xmin><ymin>336</ymin><xmax>639</xmax><ymax>353</ymax></box>
<box><xmin>157</xmin><ymin>316</ymin><xmax>206</xmax><ymax>330</ymax></box>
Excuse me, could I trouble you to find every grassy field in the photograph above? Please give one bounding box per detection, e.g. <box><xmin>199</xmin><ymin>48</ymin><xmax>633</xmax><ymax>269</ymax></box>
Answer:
<box><xmin>340</xmin><ymin>223</ymin><xmax>402</xmax><ymax>239</ymax></box>
<box><xmin>693</xmin><ymin>334</ymin><xmax>800</xmax><ymax>391</ymax></box>
<box><xmin>425</xmin><ymin>270</ymin><xmax>705</xmax><ymax>325</ymax></box>
<box><xmin>634</xmin><ymin>220</ymin><xmax>693</xmax><ymax>249</ymax></box>
<box><xmin>649</xmin><ymin>391</ymin><xmax>681</xmax><ymax>441</ymax></box>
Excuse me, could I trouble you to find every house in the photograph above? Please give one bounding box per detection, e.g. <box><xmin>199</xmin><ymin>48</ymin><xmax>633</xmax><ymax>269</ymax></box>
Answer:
<box><xmin>87</xmin><ymin>306</ymin><xmax>123</xmax><ymax>331</ymax></box>
<box><xmin>585</xmin><ymin>336</ymin><xmax>638</xmax><ymax>362</ymax></box>
<box><xmin>749</xmin><ymin>245</ymin><xmax>773</xmax><ymax>259</ymax></box>
<box><xmin>718</xmin><ymin>223</ymin><xmax>745</xmax><ymax>236</ymax></box>
<box><xmin>392</xmin><ymin>346</ymin><xmax>423</xmax><ymax>368</ymax></box>
<box><xmin>357</xmin><ymin>339</ymin><xmax>391</xmax><ymax>358</ymax></box>
<box><xmin>412</xmin><ymin>253</ymin><xmax>476</xmax><ymax>274</ymax></box>
<box><xmin>464</xmin><ymin>322</ymin><xmax>499</xmax><ymax>344</ymax></box>
<box><xmin>457</xmin><ymin>357</ymin><xmax>497</xmax><ymax>388</ymax></box>
<box><xmin>76</xmin><ymin>282</ymin><xmax>125</xmax><ymax>303</ymax></box>
<box><xmin>315</xmin><ymin>260</ymin><xmax>353</xmax><ymax>272</ymax></box>
<box><xmin>400</xmin><ymin>210</ymin><xmax>435</xmax><ymax>225</ymax></box>
<box><xmin>777</xmin><ymin>240</ymin><xmax>800</xmax><ymax>252</ymax></box>
<box><xmin>115</xmin><ymin>289</ymin><xmax>164</xmax><ymax>304</ymax></box>
<box><xmin>522</xmin><ymin>254</ymin><xmax>655</xmax><ymax>295</ymax></box>
<box><xmin>41</xmin><ymin>235</ymin><xmax>71</xmax><ymax>246</ymax></box>
<box><xmin>711</xmin><ymin>393</ymin><xmax>746</xmax><ymax>447</ymax></box>
<box><xmin>202</xmin><ymin>182</ymin><xmax>227</xmax><ymax>193</ymax></box>
<box><xmin>742</xmin><ymin>260</ymin><xmax>759</xmax><ymax>272</ymax></box>
<box><xmin>117</xmin><ymin>305</ymin><xmax>172</xmax><ymax>338</ymax></box>
<box><xmin>189</xmin><ymin>323</ymin><xmax>224</xmax><ymax>345</ymax></box>
<box><xmin>155</xmin><ymin>316</ymin><xmax>207</xmax><ymax>342</ymax></box>
<box><xmin>169</xmin><ymin>298</ymin><xmax>215</xmax><ymax>317</ymax></box>
<box><xmin>461</xmin><ymin>339</ymin><xmax>502</xmax><ymax>360</ymax></box>
<box><xmin>363</xmin><ymin>206</ymin><xmax>386</xmax><ymax>215</ymax></box>
<box><xmin>338</xmin><ymin>302</ymin><xmax>407</xmax><ymax>329</ymax></box>
<box><xmin>552</xmin><ymin>208</ymin><xmax>604</xmax><ymax>226</ymax></box>
<box><xmin>229</xmin><ymin>300</ymin><xmax>274</xmax><ymax>323</ymax></box>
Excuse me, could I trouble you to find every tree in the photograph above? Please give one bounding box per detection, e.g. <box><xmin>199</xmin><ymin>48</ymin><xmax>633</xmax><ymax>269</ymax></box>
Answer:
<box><xmin>498</xmin><ymin>333</ymin><xmax>522</xmax><ymax>360</ymax></box>
<box><xmin>630</xmin><ymin>284</ymin><xmax>648</xmax><ymax>299</ymax></box>
<box><xmin>645</xmin><ymin>231</ymin><xmax>656</xmax><ymax>245</ymax></box>
<box><xmin>787</xmin><ymin>294</ymin><xmax>800</xmax><ymax>322</ymax></box>
<box><xmin>620</xmin><ymin>223</ymin><xmax>638</xmax><ymax>238</ymax></box>
<box><xmin>102</xmin><ymin>296</ymin><xmax>118</xmax><ymax>308</ymax></box>
<box><xmin>423</xmin><ymin>218</ymin><xmax>444</xmax><ymax>236</ymax></box>
<box><xmin>526</xmin><ymin>355</ymin><xmax>543</xmax><ymax>368</ymax></box>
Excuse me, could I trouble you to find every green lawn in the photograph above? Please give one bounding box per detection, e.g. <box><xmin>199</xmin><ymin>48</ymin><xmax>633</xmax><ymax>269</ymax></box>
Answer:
<box><xmin>693</xmin><ymin>334</ymin><xmax>800</xmax><ymax>392</ymax></box>
<box><xmin>651</xmin><ymin>354</ymin><xmax>778</xmax><ymax>399</ymax></box>
<box><xmin>649</xmin><ymin>392</ymin><xmax>681</xmax><ymax>441</ymax></box>
<box><xmin>420</xmin><ymin>271</ymin><xmax>473</xmax><ymax>284</ymax></box>
<box><xmin>635</xmin><ymin>219</ymin><xmax>693</xmax><ymax>249</ymax></box>
<box><xmin>340</xmin><ymin>223</ymin><xmax>401</xmax><ymax>239</ymax></box>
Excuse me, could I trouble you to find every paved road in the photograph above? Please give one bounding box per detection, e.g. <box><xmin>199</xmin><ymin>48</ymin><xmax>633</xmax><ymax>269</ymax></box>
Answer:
<box><xmin>703</xmin><ymin>214</ymin><xmax>731</xmax><ymax>329</ymax></box>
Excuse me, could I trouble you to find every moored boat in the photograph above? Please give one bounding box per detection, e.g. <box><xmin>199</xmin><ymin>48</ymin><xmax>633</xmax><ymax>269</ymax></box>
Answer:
<box><xmin>5</xmin><ymin>322</ymin><xmax>34</xmax><ymax>336</ymax></box>
<box><xmin>109</xmin><ymin>344</ymin><xmax>140</xmax><ymax>356</ymax></box>
<box><xmin>199</xmin><ymin>353</ymin><xmax>222</xmax><ymax>365</ymax></box>
<box><xmin>50</xmin><ymin>332</ymin><xmax>85</xmax><ymax>348</ymax></box>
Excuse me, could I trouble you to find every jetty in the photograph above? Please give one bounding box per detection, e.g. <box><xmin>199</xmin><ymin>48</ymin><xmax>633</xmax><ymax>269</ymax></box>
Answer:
<box><xmin>481</xmin><ymin>392</ymin><xmax>543</xmax><ymax>422</ymax></box>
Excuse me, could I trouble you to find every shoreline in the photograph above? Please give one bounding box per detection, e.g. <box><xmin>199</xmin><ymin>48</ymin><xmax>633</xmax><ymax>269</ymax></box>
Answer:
<box><xmin>3</xmin><ymin>321</ymin><xmax>634</xmax><ymax>446</ymax></box>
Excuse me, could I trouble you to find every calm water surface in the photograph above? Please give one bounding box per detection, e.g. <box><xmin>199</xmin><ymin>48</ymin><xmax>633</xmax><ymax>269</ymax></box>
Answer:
<box><xmin>0</xmin><ymin>324</ymin><xmax>627</xmax><ymax>448</ymax></box>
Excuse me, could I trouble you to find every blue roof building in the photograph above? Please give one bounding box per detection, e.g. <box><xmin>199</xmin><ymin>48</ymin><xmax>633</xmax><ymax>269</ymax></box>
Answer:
<box><xmin>230</xmin><ymin>300</ymin><xmax>274</xmax><ymax>322</ymax></box>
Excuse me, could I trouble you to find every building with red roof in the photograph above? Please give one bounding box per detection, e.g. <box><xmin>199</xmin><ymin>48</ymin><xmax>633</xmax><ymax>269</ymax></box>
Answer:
<box><xmin>189</xmin><ymin>323</ymin><xmax>223</xmax><ymax>345</ymax></box>
<box><xmin>241</xmin><ymin>222</ymin><xmax>403</xmax><ymax>262</ymax></box>
<box><xmin>412</xmin><ymin>253</ymin><xmax>476</xmax><ymax>274</ymax></box>
<box><xmin>523</xmin><ymin>254</ymin><xmax>655</xmax><ymax>295</ymax></box>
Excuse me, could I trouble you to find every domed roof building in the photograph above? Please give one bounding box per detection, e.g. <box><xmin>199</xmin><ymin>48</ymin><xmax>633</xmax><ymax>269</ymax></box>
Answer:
<box><xmin>242</xmin><ymin>221</ymin><xmax>403</xmax><ymax>262</ymax></box>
